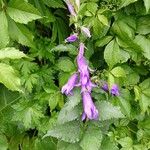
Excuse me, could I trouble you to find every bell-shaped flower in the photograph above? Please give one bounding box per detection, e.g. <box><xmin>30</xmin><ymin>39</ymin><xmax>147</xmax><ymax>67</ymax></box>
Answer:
<box><xmin>82</xmin><ymin>91</ymin><xmax>99</xmax><ymax>120</ymax></box>
<box><xmin>102</xmin><ymin>83</ymin><xmax>109</xmax><ymax>92</ymax></box>
<box><xmin>81</xmin><ymin>26</ymin><xmax>91</xmax><ymax>38</ymax></box>
<box><xmin>65</xmin><ymin>0</ymin><xmax>76</xmax><ymax>16</ymax></box>
<box><xmin>111</xmin><ymin>84</ymin><xmax>120</xmax><ymax>96</ymax></box>
<box><xmin>61</xmin><ymin>73</ymin><xmax>78</xmax><ymax>95</ymax></box>
<box><xmin>65</xmin><ymin>34</ymin><xmax>78</xmax><ymax>42</ymax></box>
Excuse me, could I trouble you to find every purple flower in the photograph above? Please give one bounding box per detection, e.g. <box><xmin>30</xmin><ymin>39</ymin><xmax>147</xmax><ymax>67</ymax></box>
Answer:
<box><xmin>111</xmin><ymin>84</ymin><xmax>120</xmax><ymax>96</ymax></box>
<box><xmin>81</xmin><ymin>26</ymin><xmax>91</xmax><ymax>38</ymax></box>
<box><xmin>82</xmin><ymin>91</ymin><xmax>99</xmax><ymax>120</ymax></box>
<box><xmin>65</xmin><ymin>0</ymin><xmax>76</xmax><ymax>16</ymax></box>
<box><xmin>102</xmin><ymin>83</ymin><xmax>109</xmax><ymax>92</ymax></box>
<box><xmin>61</xmin><ymin>73</ymin><xmax>78</xmax><ymax>95</ymax></box>
<box><xmin>65</xmin><ymin>34</ymin><xmax>78</xmax><ymax>42</ymax></box>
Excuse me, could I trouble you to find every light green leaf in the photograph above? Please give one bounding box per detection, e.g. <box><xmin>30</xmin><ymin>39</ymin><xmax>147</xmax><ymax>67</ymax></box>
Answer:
<box><xmin>0</xmin><ymin>134</ymin><xmax>8</xmax><ymax>150</ymax></box>
<box><xmin>111</xmin><ymin>66</ymin><xmax>126</xmax><ymax>77</ymax></box>
<box><xmin>143</xmin><ymin>0</ymin><xmax>150</xmax><ymax>12</ymax></box>
<box><xmin>134</xmin><ymin>35</ymin><xmax>150</xmax><ymax>60</ymax></box>
<box><xmin>95</xmin><ymin>36</ymin><xmax>113</xmax><ymax>47</ymax></box>
<box><xmin>0</xmin><ymin>11</ymin><xmax>9</xmax><ymax>49</ymax></box>
<box><xmin>7</xmin><ymin>0</ymin><xmax>42</xmax><ymax>24</ymax></box>
<box><xmin>0</xmin><ymin>47</ymin><xmax>26</xmax><ymax>59</ymax></box>
<box><xmin>42</xmin><ymin>0</ymin><xmax>65</xmax><ymax>8</ymax></box>
<box><xmin>44</xmin><ymin>121</ymin><xmax>82</xmax><ymax>143</ymax></box>
<box><xmin>0</xmin><ymin>63</ymin><xmax>21</xmax><ymax>91</ymax></box>
<box><xmin>57</xmin><ymin>141</ymin><xmax>82</xmax><ymax>150</ymax></box>
<box><xmin>104</xmin><ymin>40</ymin><xmax>120</xmax><ymax>68</ymax></box>
<box><xmin>118</xmin><ymin>137</ymin><xmax>133</xmax><ymax>148</ymax></box>
<box><xmin>97</xmin><ymin>14</ymin><xmax>109</xmax><ymax>26</ymax></box>
<box><xmin>57</xmin><ymin>57</ymin><xmax>75</xmax><ymax>72</ymax></box>
<box><xmin>96</xmin><ymin>101</ymin><xmax>124</xmax><ymax>121</ymax></box>
<box><xmin>119</xmin><ymin>0</ymin><xmax>137</xmax><ymax>8</ymax></box>
<box><xmin>87</xmin><ymin>2</ymin><xmax>98</xmax><ymax>14</ymax></box>
<box><xmin>8</xmin><ymin>18</ymin><xmax>34</xmax><ymax>47</ymax></box>
<box><xmin>80</xmin><ymin>124</ymin><xmax>102</xmax><ymax>150</ymax></box>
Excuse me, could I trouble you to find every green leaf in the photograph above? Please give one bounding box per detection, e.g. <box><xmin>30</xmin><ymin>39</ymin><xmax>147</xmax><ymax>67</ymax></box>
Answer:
<box><xmin>87</xmin><ymin>2</ymin><xmax>98</xmax><ymax>14</ymax></box>
<box><xmin>0</xmin><ymin>63</ymin><xmax>21</xmax><ymax>91</ymax></box>
<box><xmin>51</xmin><ymin>44</ymin><xmax>77</xmax><ymax>55</ymax></box>
<box><xmin>42</xmin><ymin>0</ymin><xmax>64</xmax><ymax>8</ymax></box>
<box><xmin>104</xmin><ymin>40</ymin><xmax>120</xmax><ymax>68</ymax></box>
<box><xmin>57</xmin><ymin>57</ymin><xmax>75</xmax><ymax>72</ymax></box>
<box><xmin>8</xmin><ymin>18</ymin><xmax>34</xmax><ymax>47</ymax></box>
<box><xmin>57</xmin><ymin>88</ymin><xmax>81</xmax><ymax>124</ymax></box>
<box><xmin>119</xmin><ymin>0</ymin><xmax>137</xmax><ymax>8</ymax></box>
<box><xmin>0</xmin><ymin>47</ymin><xmax>26</xmax><ymax>59</ymax></box>
<box><xmin>7</xmin><ymin>0</ymin><xmax>41</xmax><ymax>24</ymax></box>
<box><xmin>96</xmin><ymin>101</ymin><xmax>124</xmax><ymax>121</ymax></box>
<box><xmin>80</xmin><ymin>124</ymin><xmax>103</xmax><ymax>150</ymax></box>
<box><xmin>118</xmin><ymin>137</ymin><xmax>133</xmax><ymax>148</ymax></box>
<box><xmin>111</xmin><ymin>66</ymin><xmax>126</xmax><ymax>77</ymax></box>
<box><xmin>95</xmin><ymin>36</ymin><xmax>113</xmax><ymax>47</ymax></box>
<box><xmin>143</xmin><ymin>0</ymin><xmax>150</xmax><ymax>12</ymax></box>
<box><xmin>0</xmin><ymin>84</ymin><xmax>19</xmax><ymax>111</ymax></box>
<box><xmin>97</xmin><ymin>14</ymin><xmax>109</xmax><ymax>26</ymax></box>
<box><xmin>57</xmin><ymin>141</ymin><xmax>82</xmax><ymax>150</ymax></box>
<box><xmin>134</xmin><ymin>35</ymin><xmax>150</xmax><ymax>60</ymax></box>
<box><xmin>44</xmin><ymin>121</ymin><xmax>82</xmax><ymax>143</ymax></box>
<box><xmin>0</xmin><ymin>134</ymin><xmax>8</xmax><ymax>150</ymax></box>
<box><xmin>0</xmin><ymin>11</ymin><xmax>9</xmax><ymax>49</ymax></box>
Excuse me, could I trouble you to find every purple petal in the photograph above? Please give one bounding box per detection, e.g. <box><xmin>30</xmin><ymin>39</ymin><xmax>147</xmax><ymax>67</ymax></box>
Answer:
<box><xmin>102</xmin><ymin>83</ymin><xmax>109</xmax><ymax>92</ymax></box>
<box><xmin>66</xmin><ymin>0</ymin><xmax>76</xmax><ymax>16</ymax></box>
<box><xmin>111</xmin><ymin>84</ymin><xmax>120</xmax><ymax>96</ymax></box>
<box><xmin>81</xmin><ymin>26</ymin><xmax>91</xmax><ymax>38</ymax></box>
<box><xmin>65</xmin><ymin>34</ymin><xmax>78</xmax><ymax>42</ymax></box>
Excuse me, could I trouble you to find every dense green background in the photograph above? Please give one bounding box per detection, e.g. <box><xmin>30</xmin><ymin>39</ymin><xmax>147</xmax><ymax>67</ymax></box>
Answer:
<box><xmin>0</xmin><ymin>0</ymin><xmax>150</xmax><ymax>149</ymax></box>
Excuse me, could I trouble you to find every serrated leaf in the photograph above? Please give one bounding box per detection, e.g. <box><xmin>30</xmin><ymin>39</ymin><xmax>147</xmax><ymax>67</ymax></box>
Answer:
<box><xmin>57</xmin><ymin>88</ymin><xmax>81</xmax><ymax>124</ymax></box>
<box><xmin>80</xmin><ymin>124</ymin><xmax>102</xmax><ymax>150</ymax></box>
<box><xmin>134</xmin><ymin>35</ymin><xmax>150</xmax><ymax>60</ymax></box>
<box><xmin>143</xmin><ymin>0</ymin><xmax>150</xmax><ymax>13</ymax></box>
<box><xmin>57</xmin><ymin>57</ymin><xmax>75</xmax><ymax>72</ymax></box>
<box><xmin>111</xmin><ymin>66</ymin><xmax>126</xmax><ymax>77</ymax></box>
<box><xmin>8</xmin><ymin>18</ymin><xmax>34</xmax><ymax>47</ymax></box>
<box><xmin>44</xmin><ymin>121</ymin><xmax>82</xmax><ymax>143</ymax></box>
<box><xmin>0</xmin><ymin>63</ymin><xmax>21</xmax><ymax>91</ymax></box>
<box><xmin>57</xmin><ymin>141</ymin><xmax>82</xmax><ymax>150</ymax></box>
<box><xmin>104</xmin><ymin>40</ymin><xmax>120</xmax><ymax>68</ymax></box>
<box><xmin>51</xmin><ymin>44</ymin><xmax>77</xmax><ymax>55</ymax></box>
<box><xmin>0</xmin><ymin>47</ymin><xmax>26</xmax><ymax>59</ymax></box>
<box><xmin>7</xmin><ymin>0</ymin><xmax>41</xmax><ymax>24</ymax></box>
<box><xmin>96</xmin><ymin>101</ymin><xmax>124</xmax><ymax>121</ymax></box>
<box><xmin>0</xmin><ymin>11</ymin><xmax>9</xmax><ymax>49</ymax></box>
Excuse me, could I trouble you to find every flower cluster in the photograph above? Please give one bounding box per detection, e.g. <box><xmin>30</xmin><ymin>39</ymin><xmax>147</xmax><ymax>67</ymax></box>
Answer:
<box><xmin>61</xmin><ymin>43</ymin><xmax>98</xmax><ymax>120</ymax></box>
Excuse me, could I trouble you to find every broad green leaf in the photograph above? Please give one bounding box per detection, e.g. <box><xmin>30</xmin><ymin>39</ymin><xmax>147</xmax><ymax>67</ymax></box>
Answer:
<box><xmin>0</xmin><ymin>63</ymin><xmax>21</xmax><ymax>91</ymax></box>
<box><xmin>87</xmin><ymin>2</ymin><xmax>98</xmax><ymax>14</ymax></box>
<box><xmin>104</xmin><ymin>40</ymin><xmax>120</xmax><ymax>68</ymax></box>
<box><xmin>111</xmin><ymin>66</ymin><xmax>126</xmax><ymax>77</ymax></box>
<box><xmin>0</xmin><ymin>47</ymin><xmax>26</xmax><ymax>59</ymax></box>
<box><xmin>57</xmin><ymin>57</ymin><xmax>75</xmax><ymax>72</ymax></box>
<box><xmin>80</xmin><ymin>124</ymin><xmax>102</xmax><ymax>150</ymax></box>
<box><xmin>0</xmin><ymin>84</ymin><xmax>19</xmax><ymax>111</ymax></box>
<box><xmin>101</xmin><ymin>137</ymin><xmax>119</xmax><ymax>150</ymax></box>
<box><xmin>97</xmin><ymin>14</ymin><xmax>109</xmax><ymax>26</ymax></box>
<box><xmin>0</xmin><ymin>134</ymin><xmax>8</xmax><ymax>150</ymax></box>
<box><xmin>8</xmin><ymin>18</ymin><xmax>34</xmax><ymax>47</ymax></box>
<box><xmin>57</xmin><ymin>88</ymin><xmax>81</xmax><ymax>124</ymax></box>
<box><xmin>96</xmin><ymin>101</ymin><xmax>124</xmax><ymax>121</ymax></box>
<box><xmin>119</xmin><ymin>0</ymin><xmax>137</xmax><ymax>8</ymax></box>
<box><xmin>137</xmin><ymin>16</ymin><xmax>150</xmax><ymax>35</ymax></box>
<box><xmin>51</xmin><ymin>44</ymin><xmax>77</xmax><ymax>55</ymax></box>
<box><xmin>95</xmin><ymin>36</ymin><xmax>113</xmax><ymax>47</ymax></box>
<box><xmin>134</xmin><ymin>35</ymin><xmax>150</xmax><ymax>60</ymax></box>
<box><xmin>0</xmin><ymin>11</ymin><xmax>9</xmax><ymax>49</ymax></box>
<box><xmin>143</xmin><ymin>0</ymin><xmax>150</xmax><ymax>12</ymax></box>
<box><xmin>7</xmin><ymin>0</ymin><xmax>41</xmax><ymax>24</ymax></box>
<box><xmin>44</xmin><ymin>121</ymin><xmax>82</xmax><ymax>143</ymax></box>
<box><xmin>118</xmin><ymin>137</ymin><xmax>133</xmax><ymax>148</ymax></box>
<box><xmin>57</xmin><ymin>141</ymin><xmax>82</xmax><ymax>150</ymax></box>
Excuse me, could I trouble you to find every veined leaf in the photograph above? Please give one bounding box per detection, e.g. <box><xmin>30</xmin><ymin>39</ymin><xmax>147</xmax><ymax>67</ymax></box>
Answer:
<box><xmin>0</xmin><ymin>63</ymin><xmax>21</xmax><ymax>91</ymax></box>
<box><xmin>0</xmin><ymin>11</ymin><xmax>9</xmax><ymax>49</ymax></box>
<box><xmin>42</xmin><ymin>0</ymin><xmax>65</xmax><ymax>8</ymax></box>
<box><xmin>7</xmin><ymin>0</ymin><xmax>42</xmax><ymax>24</ymax></box>
<box><xmin>80</xmin><ymin>124</ymin><xmax>103</xmax><ymax>150</ymax></box>
<box><xmin>0</xmin><ymin>47</ymin><xmax>26</xmax><ymax>59</ymax></box>
<box><xmin>111</xmin><ymin>66</ymin><xmax>126</xmax><ymax>77</ymax></box>
<box><xmin>119</xmin><ymin>0</ymin><xmax>137</xmax><ymax>8</ymax></box>
<box><xmin>96</xmin><ymin>101</ymin><xmax>124</xmax><ymax>121</ymax></box>
<box><xmin>8</xmin><ymin>18</ymin><xmax>34</xmax><ymax>47</ymax></box>
<box><xmin>0</xmin><ymin>134</ymin><xmax>8</xmax><ymax>150</ymax></box>
<box><xmin>44</xmin><ymin>121</ymin><xmax>82</xmax><ymax>143</ymax></box>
